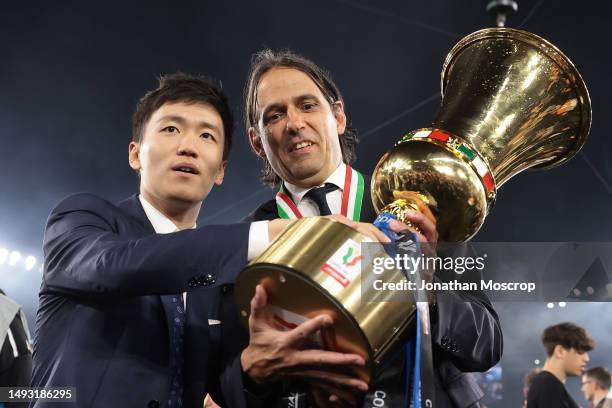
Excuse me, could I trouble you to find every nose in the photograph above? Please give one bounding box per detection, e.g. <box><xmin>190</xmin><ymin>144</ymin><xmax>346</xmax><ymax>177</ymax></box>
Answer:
<box><xmin>584</xmin><ymin>353</ymin><xmax>590</xmax><ymax>362</ymax></box>
<box><xmin>177</xmin><ymin>132</ymin><xmax>198</xmax><ymax>158</ymax></box>
<box><xmin>285</xmin><ymin>106</ymin><xmax>305</xmax><ymax>134</ymax></box>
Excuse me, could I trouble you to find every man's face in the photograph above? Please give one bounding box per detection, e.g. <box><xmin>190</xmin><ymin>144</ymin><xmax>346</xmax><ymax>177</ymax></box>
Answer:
<box><xmin>249</xmin><ymin>67</ymin><xmax>346</xmax><ymax>188</ymax></box>
<box><xmin>561</xmin><ymin>347</ymin><xmax>590</xmax><ymax>377</ymax></box>
<box><xmin>581</xmin><ymin>375</ymin><xmax>596</xmax><ymax>401</ymax></box>
<box><xmin>129</xmin><ymin>102</ymin><xmax>226</xmax><ymax>208</ymax></box>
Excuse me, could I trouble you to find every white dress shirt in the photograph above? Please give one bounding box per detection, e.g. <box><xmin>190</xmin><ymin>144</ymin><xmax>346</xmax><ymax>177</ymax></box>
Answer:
<box><xmin>282</xmin><ymin>161</ymin><xmax>346</xmax><ymax>216</ymax></box>
<box><xmin>248</xmin><ymin>163</ymin><xmax>347</xmax><ymax>251</ymax></box>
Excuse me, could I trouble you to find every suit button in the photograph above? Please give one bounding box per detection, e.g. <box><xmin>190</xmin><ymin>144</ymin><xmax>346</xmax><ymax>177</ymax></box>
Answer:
<box><xmin>222</xmin><ymin>284</ymin><xmax>231</xmax><ymax>294</ymax></box>
<box><xmin>147</xmin><ymin>400</ymin><xmax>160</xmax><ymax>408</ymax></box>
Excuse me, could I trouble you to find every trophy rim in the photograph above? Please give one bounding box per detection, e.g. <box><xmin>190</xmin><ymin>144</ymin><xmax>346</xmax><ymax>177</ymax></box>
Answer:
<box><xmin>235</xmin><ymin>261</ymin><xmax>376</xmax><ymax>379</ymax></box>
<box><xmin>440</xmin><ymin>27</ymin><xmax>592</xmax><ymax>171</ymax></box>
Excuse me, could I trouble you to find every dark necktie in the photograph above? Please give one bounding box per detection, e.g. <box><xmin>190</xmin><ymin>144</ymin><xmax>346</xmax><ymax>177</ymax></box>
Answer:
<box><xmin>167</xmin><ymin>294</ymin><xmax>185</xmax><ymax>407</ymax></box>
<box><xmin>304</xmin><ymin>183</ymin><xmax>338</xmax><ymax>216</ymax></box>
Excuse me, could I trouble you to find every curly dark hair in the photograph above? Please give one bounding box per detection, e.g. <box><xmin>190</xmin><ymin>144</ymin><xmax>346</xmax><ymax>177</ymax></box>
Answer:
<box><xmin>244</xmin><ymin>49</ymin><xmax>358</xmax><ymax>186</ymax></box>
<box><xmin>541</xmin><ymin>322</ymin><xmax>595</xmax><ymax>356</ymax></box>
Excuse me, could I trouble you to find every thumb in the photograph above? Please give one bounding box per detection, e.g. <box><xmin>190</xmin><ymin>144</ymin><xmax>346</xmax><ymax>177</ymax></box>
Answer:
<box><xmin>248</xmin><ymin>284</ymin><xmax>269</xmax><ymax>333</ymax></box>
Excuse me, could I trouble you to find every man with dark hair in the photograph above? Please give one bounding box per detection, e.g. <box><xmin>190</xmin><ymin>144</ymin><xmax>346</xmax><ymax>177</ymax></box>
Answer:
<box><xmin>30</xmin><ymin>73</ymin><xmax>302</xmax><ymax>407</ymax></box>
<box><xmin>215</xmin><ymin>49</ymin><xmax>502</xmax><ymax>408</ymax></box>
<box><xmin>582</xmin><ymin>367</ymin><xmax>612</xmax><ymax>408</ymax></box>
<box><xmin>32</xmin><ymin>72</ymin><xmax>388</xmax><ymax>408</ymax></box>
<box><xmin>527</xmin><ymin>322</ymin><xmax>595</xmax><ymax>408</ymax></box>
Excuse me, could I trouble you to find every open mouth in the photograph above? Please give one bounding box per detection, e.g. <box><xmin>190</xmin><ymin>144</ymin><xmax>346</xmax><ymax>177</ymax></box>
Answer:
<box><xmin>289</xmin><ymin>141</ymin><xmax>314</xmax><ymax>152</ymax></box>
<box><xmin>172</xmin><ymin>164</ymin><xmax>200</xmax><ymax>175</ymax></box>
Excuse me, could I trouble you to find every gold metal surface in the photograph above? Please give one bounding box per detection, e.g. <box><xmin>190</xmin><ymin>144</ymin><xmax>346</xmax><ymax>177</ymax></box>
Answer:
<box><xmin>234</xmin><ymin>217</ymin><xmax>416</xmax><ymax>382</ymax></box>
<box><xmin>373</xmin><ymin>135</ymin><xmax>489</xmax><ymax>242</ymax></box>
<box><xmin>372</xmin><ymin>28</ymin><xmax>591</xmax><ymax>241</ymax></box>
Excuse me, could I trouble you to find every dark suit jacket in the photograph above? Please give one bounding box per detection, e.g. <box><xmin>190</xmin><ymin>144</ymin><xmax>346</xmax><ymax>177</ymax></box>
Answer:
<box><xmin>31</xmin><ymin>193</ymin><xmax>250</xmax><ymax>408</ymax></box>
<box><xmin>221</xmin><ymin>176</ymin><xmax>503</xmax><ymax>407</ymax></box>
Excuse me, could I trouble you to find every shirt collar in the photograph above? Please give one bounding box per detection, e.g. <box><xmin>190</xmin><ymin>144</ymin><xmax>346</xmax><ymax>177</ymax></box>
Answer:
<box><xmin>283</xmin><ymin>162</ymin><xmax>346</xmax><ymax>205</ymax></box>
<box><xmin>139</xmin><ymin>195</ymin><xmax>196</xmax><ymax>233</ymax></box>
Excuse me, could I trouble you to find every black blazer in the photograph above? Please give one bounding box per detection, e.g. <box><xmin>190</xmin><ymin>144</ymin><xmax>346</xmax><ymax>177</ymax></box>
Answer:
<box><xmin>31</xmin><ymin>193</ymin><xmax>250</xmax><ymax>408</ymax></box>
<box><xmin>221</xmin><ymin>176</ymin><xmax>503</xmax><ymax>407</ymax></box>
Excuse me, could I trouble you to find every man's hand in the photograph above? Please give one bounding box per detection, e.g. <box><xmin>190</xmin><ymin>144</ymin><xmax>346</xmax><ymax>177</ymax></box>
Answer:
<box><xmin>391</xmin><ymin>191</ymin><xmax>438</xmax><ymax>245</ymax></box>
<box><xmin>268</xmin><ymin>218</ymin><xmax>295</xmax><ymax>241</ymax></box>
<box><xmin>324</xmin><ymin>214</ymin><xmax>391</xmax><ymax>243</ymax></box>
<box><xmin>240</xmin><ymin>285</ymin><xmax>369</xmax><ymax>401</ymax></box>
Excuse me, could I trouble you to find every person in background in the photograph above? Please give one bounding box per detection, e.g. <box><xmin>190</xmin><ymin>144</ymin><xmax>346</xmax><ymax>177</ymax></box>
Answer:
<box><xmin>527</xmin><ymin>322</ymin><xmax>594</xmax><ymax>408</ymax></box>
<box><xmin>581</xmin><ymin>367</ymin><xmax>611</xmax><ymax>408</ymax></box>
<box><xmin>0</xmin><ymin>289</ymin><xmax>32</xmax><ymax>390</ymax></box>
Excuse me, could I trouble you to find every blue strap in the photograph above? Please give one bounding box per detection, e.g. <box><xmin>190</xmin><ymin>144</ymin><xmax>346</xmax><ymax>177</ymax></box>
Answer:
<box><xmin>374</xmin><ymin>212</ymin><xmax>424</xmax><ymax>408</ymax></box>
<box><xmin>404</xmin><ymin>341</ymin><xmax>412</xmax><ymax>408</ymax></box>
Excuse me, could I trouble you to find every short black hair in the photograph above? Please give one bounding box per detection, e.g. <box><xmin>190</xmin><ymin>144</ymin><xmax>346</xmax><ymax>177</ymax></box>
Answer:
<box><xmin>132</xmin><ymin>72</ymin><xmax>234</xmax><ymax>160</ymax></box>
<box><xmin>584</xmin><ymin>367</ymin><xmax>611</xmax><ymax>390</ymax></box>
<box><xmin>244</xmin><ymin>49</ymin><xmax>358</xmax><ymax>186</ymax></box>
<box><xmin>541</xmin><ymin>322</ymin><xmax>594</xmax><ymax>356</ymax></box>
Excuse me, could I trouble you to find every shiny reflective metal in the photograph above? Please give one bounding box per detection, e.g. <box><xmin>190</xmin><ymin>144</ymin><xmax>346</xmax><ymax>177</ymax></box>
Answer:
<box><xmin>235</xmin><ymin>27</ymin><xmax>592</xmax><ymax>381</ymax></box>
<box><xmin>373</xmin><ymin>28</ymin><xmax>591</xmax><ymax>242</ymax></box>
<box><xmin>235</xmin><ymin>217</ymin><xmax>415</xmax><ymax>382</ymax></box>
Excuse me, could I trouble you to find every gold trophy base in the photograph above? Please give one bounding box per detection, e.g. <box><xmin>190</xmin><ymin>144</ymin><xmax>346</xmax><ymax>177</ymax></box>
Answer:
<box><xmin>234</xmin><ymin>217</ymin><xmax>417</xmax><ymax>383</ymax></box>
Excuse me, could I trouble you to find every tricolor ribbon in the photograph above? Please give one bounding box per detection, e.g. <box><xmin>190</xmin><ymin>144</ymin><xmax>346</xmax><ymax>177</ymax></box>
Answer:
<box><xmin>276</xmin><ymin>165</ymin><xmax>365</xmax><ymax>221</ymax></box>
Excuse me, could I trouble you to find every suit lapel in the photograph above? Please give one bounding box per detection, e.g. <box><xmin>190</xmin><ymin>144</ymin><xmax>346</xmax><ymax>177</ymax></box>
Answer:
<box><xmin>360</xmin><ymin>175</ymin><xmax>377</xmax><ymax>222</ymax></box>
<box><xmin>118</xmin><ymin>194</ymin><xmax>176</xmax><ymax>358</ymax></box>
<box><xmin>117</xmin><ymin>194</ymin><xmax>156</xmax><ymax>234</ymax></box>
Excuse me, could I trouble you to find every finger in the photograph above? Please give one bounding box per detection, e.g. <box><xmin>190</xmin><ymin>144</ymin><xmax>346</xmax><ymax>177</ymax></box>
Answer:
<box><xmin>398</xmin><ymin>211</ymin><xmax>437</xmax><ymax>243</ymax></box>
<box><xmin>368</xmin><ymin>224</ymin><xmax>392</xmax><ymax>243</ymax></box>
<box><xmin>248</xmin><ymin>285</ymin><xmax>269</xmax><ymax>330</ymax></box>
<box><xmin>294</xmin><ymin>369</ymin><xmax>368</xmax><ymax>391</ymax></box>
<box><xmin>357</xmin><ymin>223</ymin><xmax>391</xmax><ymax>243</ymax></box>
<box><xmin>290</xmin><ymin>349</ymin><xmax>366</xmax><ymax>370</ymax></box>
<box><xmin>325</xmin><ymin>214</ymin><xmax>357</xmax><ymax>228</ymax></box>
<box><xmin>284</xmin><ymin>314</ymin><xmax>333</xmax><ymax>345</ymax></box>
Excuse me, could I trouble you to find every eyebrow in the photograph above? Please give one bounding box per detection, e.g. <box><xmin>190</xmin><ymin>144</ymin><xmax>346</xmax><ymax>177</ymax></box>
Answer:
<box><xmin>155</xmin><ymin>115</ymin><xmax>220</xmax><ymax>133</ymax></box>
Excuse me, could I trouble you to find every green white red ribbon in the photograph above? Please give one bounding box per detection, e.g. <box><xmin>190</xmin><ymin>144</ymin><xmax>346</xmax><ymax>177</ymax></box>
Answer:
<box><xmin>276</xmin><ymin>165</ymin><xmax>364</xmax><ymax>221</ymax></box>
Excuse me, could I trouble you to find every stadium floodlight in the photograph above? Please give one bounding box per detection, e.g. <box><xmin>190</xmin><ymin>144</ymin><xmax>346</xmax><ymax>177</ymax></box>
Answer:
<box><xmin>25</xmin><ymin>255</ymin><xmax>37</xmax><ymax>271</ymax></box>
<box><xmin>9</xmin><ymin>251</ymin><xmax>21</xmax><ymax>266</ymax></box>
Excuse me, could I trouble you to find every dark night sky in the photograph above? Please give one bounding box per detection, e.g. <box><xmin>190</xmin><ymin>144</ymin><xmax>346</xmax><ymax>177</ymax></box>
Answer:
<box><xmin>1</xmin><ymin>1</ymin><xmax>611</xmax><ymax>406</ymax></box>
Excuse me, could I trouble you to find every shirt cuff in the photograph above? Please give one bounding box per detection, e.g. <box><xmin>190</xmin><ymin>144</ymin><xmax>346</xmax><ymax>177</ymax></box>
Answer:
<box><xmin>247</xmin><ymin>221</ymin><xmax>270</xmax><ymax>261</ymax></box>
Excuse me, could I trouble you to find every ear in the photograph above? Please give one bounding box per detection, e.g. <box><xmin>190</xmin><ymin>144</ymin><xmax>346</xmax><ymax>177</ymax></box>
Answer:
<box><xmin>248</xmin><ymin>127</ymin><xmax>266</xmax><ymax>159</ymax></box>
<box><xmin>332</xmin><ymin>100</ymin><xmax>347</xmax><ymax>136</ymax></box>
<box><xmin>553</xmin><ymin>345</ymin><xmax>567</xmax><ymax>359</ymax></box>
<box><xmin>214</xmin><ymin>160</ymin><xmax>228</xmax><ymax>186</ymax></box>
<box><xmin>128</xmin><ymin>141</ymin><xmax>141</xmax><ymax>171</ymax></box>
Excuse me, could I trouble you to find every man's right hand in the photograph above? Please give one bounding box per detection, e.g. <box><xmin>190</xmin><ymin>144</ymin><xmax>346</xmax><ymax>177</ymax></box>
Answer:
<box><xmin>268</xmin><ymin>216</ymin><xmax>392</xmax><ymax>245</ymax></box>
<box><xmin>240</xmin><ymin>285</ymin><xmax>369</xmax><ymax>400</ymax></box>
